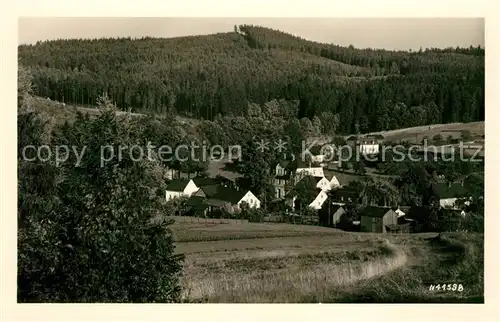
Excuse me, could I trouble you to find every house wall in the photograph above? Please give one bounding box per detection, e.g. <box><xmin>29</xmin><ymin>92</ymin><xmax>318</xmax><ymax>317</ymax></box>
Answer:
<box><xmin>238</xmin><ymin>191</ymin><xmax>261</xmax><ymax>209</ymax></box>
<box><xmin>316</xmin><ymin>177</ymin><xmax>332</xmax><ymax>191</ymax></box>
<box><xmin>360</xmin><ymin>216</ymin><xmax>379</xmax><ymax>233</ymax></box>
<box><xmin>275</xmin><ymin>186</ymin><xmax>286</xmax><ymax>199</ymax></box>
<box><xmin>183</xmin><ymin>180</ymin><xmax>200</xmax><ymax>195</ymax></box>
<box><xmin>296</xmin><ymin>167</ymin><xmax>324</xmax><ymax>178</ymax></box>
<box><xmin>165</xmin><ymin>180</ymin><xmax>199</xmax><ymax>202</ymax></box>
<box><xmin>165</xmin><ymin>190</ymin><xmax>184</xmax><ymax>202</ymax></box>
<box><xmin>329</xmin><ymin>176</ymin><xmax>341</xmax><ymax>188</ymax></box>
<box><xmin>276</xmin><ymin>164</ymin><xmax>287</xmax><ymax>176</ymax></box>
<box><xmin>381</xmin><ymin>211</ymin><xmax>398</xmax><ymax>233</ymax></box>
<box><xmin>332</xmin><ymin>208</ymin><xmax>346</xmax><ymax>225</ymax></box>
<box><xmin>440</xmin><ymin>198</ymin><xmax>458</xmax><ymax>208</ymax></box>
<box><xmin>309</xmin><ymin>190</ymin><xmax>328</xmax><ymax>210</ymax></box>
<box><xmin>358</xmin><ymin>144</ymin><xmax>380</xmax><ymax>155</ymax></box>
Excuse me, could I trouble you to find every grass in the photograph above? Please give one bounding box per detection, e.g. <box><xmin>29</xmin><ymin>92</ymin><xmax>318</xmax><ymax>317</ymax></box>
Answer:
<box><xmin>172</xmin><ymin>220</ymin><xmax>483</xmax><ymax>303</ymax></box>
<box><xmin>332</xmin><ymin>232</ymin><xmax>484</xmax><ymax>303</ymax></box>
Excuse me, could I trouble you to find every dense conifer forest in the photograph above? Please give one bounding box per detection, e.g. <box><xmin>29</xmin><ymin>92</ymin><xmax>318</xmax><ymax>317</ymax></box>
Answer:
<box><xmin>18</xmin><ymin>25</ymin><xmax>484</xmax><ymax>134</ymax></box>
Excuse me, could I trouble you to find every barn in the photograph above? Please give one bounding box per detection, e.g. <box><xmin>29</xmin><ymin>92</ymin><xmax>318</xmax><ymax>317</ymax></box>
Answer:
<box><xmin>359</xmin><ymin>206</ymin><xmax>398</xmax><ymax>233</ymax></box>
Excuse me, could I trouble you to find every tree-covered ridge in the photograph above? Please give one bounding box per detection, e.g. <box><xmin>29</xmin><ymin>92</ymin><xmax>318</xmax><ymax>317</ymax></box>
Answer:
<box><xmin>238</xmin><ymin>24</ymin><xmax>484</xmax><ymax>72</ymax></box>
<box><xmin>18</xmin><ymin>25</ymin><xmax>484</xmax><ymax>134</ymax></box>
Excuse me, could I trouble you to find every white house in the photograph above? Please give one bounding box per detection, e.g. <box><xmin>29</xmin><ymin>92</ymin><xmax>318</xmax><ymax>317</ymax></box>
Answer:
<box><xmin>238</xmin><ymin>190</ymin><xmax>261</xmax><ymax>209</ymax></box>
<box><xmin>357</xmin><ymin>137</ymin><xmax>380</xmax><ymax>155</ymax></box>
<box><xmin>346</xmin><ymin>134</ymin><xmax>384</xmax><ymax>156</ymax></box>
<box><xmin>308</xmin><ymin>189</ymin><xmax>329</xmax><ymax>210</ymax></box>
<box><xmin>314</xmin><ymin>176</ymin><xmax>333</xmax><ymax>191</ymax></box>
<box><xmin>328</xmin><ymin>175</ymin><xmax>341</xmax><ymax>189</ymax></box>
<box><xmin>165</xmin><ymin>179</ymin><xmax>199</xmax><ymax>202</ymax></box>
<box><xmin>295</xmin><ymin>167</ymin><xmax>324</xmax><ymax>179</ymax></box>
<box><xmin>194</xmin><ymin>184</ymin><xmax>261</xmax><ymax>212</ymax></box>
<box><xmin>433</xmin><ymin>183</ymin><xmax>469</xmax><ymax>210</ymax></box>
<box><xmin>288</xmin><ymin>188</ymin><xmax>329</xmax><ymax>210</ymax></box>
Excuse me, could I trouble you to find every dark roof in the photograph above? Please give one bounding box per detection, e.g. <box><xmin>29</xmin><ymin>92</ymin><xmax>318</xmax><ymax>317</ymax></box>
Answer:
<box><xmin>330</xmin><ymin>187</ymin><xmax>357</xmax><ymax>198</ymax></box>
<box><xmin>406</xmin><ymin>206</ymin><xmax>432</xmax><ymax>221</ymax></box>
<box><xmin>166</xmin><ymin>179</ymin><xmax>191</xmax><ymax>192</ymax></box>
<box><xmin>192</xmin><ymin>177</ymin><xmax>220</xmax><ymax>187</ymax></box>
<box><xmin>186</xmin><ymin>196</ymin><xmax>209</xmax><ymax>209</ymax></box>
<box><xmin>275</xmin><ymin>174</ymin><xmax>291</xmax><ymax>180</ymax></box>
<box><xmin>399</xmin><ymin>206</ymin><xmax>411</xmax><ymax>213</ymax></box>
<box><xmin>432</xmin><ymin>183</ymin><xmax>468</xmax><ymax>199</ymax></box>
<box><xmin>199</xmin><ymin>185</ymin><xmax>248</xmax><ymax>205</ymax></box>
<box><xmin>360</xmin><ymin>206</ymin><xmax>394</xmax><ymax>218</ymax></box>
<box><xmin>346</xmin><ymin>135</ymin><xmax>358</xmax><ymax>141</ymax></box>
<box><xmin>321</xmin><ymin>203</ymin><xmax>345</xmax><ymax>214</ymax></box>
<box><xmin>313</xmin><ymin>176</ymin><xmax>324</xmax><ymax>183</ymax></box>
<box><xmin>295</xmin><ymin>176</ymin><xmax>321</xmax><ymax>189</ymax></box>
<box><xmin>287</xmin><ymin>187</ymin><xmax>322</xmax><ymax>204</ymax></box>
<box><xmin>372</xmin><ymin>134</ymin><xmax>385</xmax><ymax>140</ymax></box>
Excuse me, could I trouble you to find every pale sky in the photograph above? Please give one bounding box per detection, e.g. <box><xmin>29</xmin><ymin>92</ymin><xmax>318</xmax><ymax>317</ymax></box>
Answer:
<box><xmin>18</xmin><ymin>17</ymin><xmax>484</xmax><ymax>50</ymax></box>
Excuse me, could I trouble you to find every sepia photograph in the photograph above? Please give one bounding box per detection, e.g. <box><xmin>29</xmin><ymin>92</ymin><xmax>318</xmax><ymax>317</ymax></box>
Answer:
<box><xmin>13</xmin><ymin>13</ymin><xmax>488</xmax><ymax>309</ymax></box>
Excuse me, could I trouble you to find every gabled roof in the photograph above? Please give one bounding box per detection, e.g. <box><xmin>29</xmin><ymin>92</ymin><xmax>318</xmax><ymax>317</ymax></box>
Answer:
<box><xmin>321</xmin><ymin>203</ymin><xmax>345</xmax><ymax>214</ymax></box>
<box><xmin>330</xmin><ymin>187</ymin><xmax>357</xmax><ymax>198</ymax></box>
<box><xmin>199</xmin><ymin>185</ymin><xmax>248</xmax><ymax>205</ymax></box>
<box><xmin>166</xmin><ymin>179</ymin><xmax>191</xmax><ymax>192</ymax></box>
<box><xmin>192</xmin><ymin>177</ymin><xmax>219</xmax><ymax>187</ymax></box>
<box><xmin>360</xmin><ymin>206</ymin><xmax>394</xmax><ymax>218</ymax></box>
<box><xmin>313</xmin><ymin>176</ymin><xmax>326</xmax><ymax>183</ymax></box>
<box><xmin>432</xmin><ymin>183</ymin><xmax>468</xmax><ymax>199</ymax></box>
<box><xmin>186</xmin><ymin>195</ymin><xmax>209</xmax><ymax>209</ymax></box>
<box><xmin>323</xmin><ymin>172</ymin><xmax>337</xmax><ymax>181</ymax></box>
<box><xmin>287</xmin><ymin>187</ymin><xmax>323</xmax><ymax>204</ymax></box>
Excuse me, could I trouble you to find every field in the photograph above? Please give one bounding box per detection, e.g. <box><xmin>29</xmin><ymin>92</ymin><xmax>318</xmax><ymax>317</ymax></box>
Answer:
<box><xmin>171</xmin><ymin>219</ymin><xmax>484</xmax><ymax>303</ymax></box>
<box><xmin>366</xmin><ymin>121</ymin><xmax>485</xmax><ymax>144</ymax></box>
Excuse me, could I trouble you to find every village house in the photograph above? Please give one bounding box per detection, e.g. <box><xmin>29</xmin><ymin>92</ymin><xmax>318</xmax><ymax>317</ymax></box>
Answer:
<box><xmin>188</xmin><ymin>184</ymin><xmax>261</xmax><ymax>215</ymax></box>
<box><xmin>346</xmin><ymin>134</ymin><xmax>384</xmax><ymax>156</ymax></box>
<box><xmin>328</xmin><ymin>187</ymin><xmax>357</xmax><ymax>205</ymax></box>
<box><xmin>286</xmin><ymin>187</ymin><xmax>329</xmax><ymax>211</ymax></box>
<box><xmin>272</xmin><ymin>158</ymin><xmax>340</xmax><ymax>199</ymax></box>
<box><xmin>318</xmin><ymin>202</ymin><xmax>347</xmax><ymax>227</ymax></box>
<box><xmin>359</xmin><ymin>206</ymin><xmax>398</xmax><ymax>233</ymax></box>
<box><xmin>432</xmin><ymin>182</ymin><xmax>470</xmax><ymax>209</ymax></box>
<box><xmin>165</xmin><ymin>178</ymin><xmax>200</xmax><ymax>202</ymax></box>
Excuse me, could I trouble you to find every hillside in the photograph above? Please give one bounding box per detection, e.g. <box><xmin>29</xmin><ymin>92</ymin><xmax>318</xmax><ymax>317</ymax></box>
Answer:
<box><xmin>18</xmin><ymin>25</ymin><xmax>484</xmax><ymax>134</ymax></box>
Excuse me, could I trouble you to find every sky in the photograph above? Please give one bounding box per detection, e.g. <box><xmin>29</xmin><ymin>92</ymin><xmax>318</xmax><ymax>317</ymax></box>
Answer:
<box><xmin>18</xmin><ymin>17</ymin><xmax>484</xmax><ymax>50</ymax></box>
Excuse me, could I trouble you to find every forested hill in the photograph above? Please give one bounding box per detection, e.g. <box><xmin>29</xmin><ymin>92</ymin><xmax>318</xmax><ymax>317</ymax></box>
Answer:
<box><xmin>18</xmin><ymin>24</ymin><xmax>484</xmax><ymax>134</ymax></box>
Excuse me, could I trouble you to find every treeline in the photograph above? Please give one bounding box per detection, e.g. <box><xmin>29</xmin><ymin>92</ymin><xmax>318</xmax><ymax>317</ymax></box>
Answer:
<box><xmin>18</xmin><ymin>25</ymin><xmax>484</xmax><ymax>134</ymax></box>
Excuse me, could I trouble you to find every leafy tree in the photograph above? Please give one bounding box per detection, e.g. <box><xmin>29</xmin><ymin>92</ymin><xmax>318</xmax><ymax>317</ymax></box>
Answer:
<box><xmin>236</xmin><ymin>139</ymin><xmax>275</xmax><ymax>203</ymax></box>
<box><xmin>18</xmin><ymin>86</ymin><xmax>184</xmax><ymax>302</ymax></box>
<box><xmin>290</xmin><ymin>175</ymin><xmax>318</xmax><ymax>213</ymax></box>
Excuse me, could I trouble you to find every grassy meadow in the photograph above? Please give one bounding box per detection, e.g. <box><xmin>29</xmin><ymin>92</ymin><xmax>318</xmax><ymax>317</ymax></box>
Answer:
<box><xmin>171</xmin><ymin>219</ymin><xmax>484</xmax><ymax>303</ymax></box>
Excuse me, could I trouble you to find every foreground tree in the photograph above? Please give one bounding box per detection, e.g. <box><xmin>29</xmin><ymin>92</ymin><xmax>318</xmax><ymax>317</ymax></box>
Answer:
<box><xmin>18</xmin><ymin>75</ymin><xmax>184</xmax><ymax>302</ymax></box>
